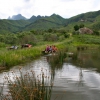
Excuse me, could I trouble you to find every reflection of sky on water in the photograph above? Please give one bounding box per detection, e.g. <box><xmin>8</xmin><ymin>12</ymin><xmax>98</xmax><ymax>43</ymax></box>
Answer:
<box><xmin>53</xmin><ymin>63</ymin><xmax>100</xmax><ymax>90</ymax></box>
<box><xmin>83</xmin><ymin>70</ymin><xmax>100</xmax><ymax>89</ymax></box>
<box><xmin>0</xmin><ymin>56</ymin><xmax>100</xmax><ymax>95</ymax></box>
<box><xmin>0</xmin><ymin>57</ymin><xmax>51</xmax><ymax>86</ymax></box>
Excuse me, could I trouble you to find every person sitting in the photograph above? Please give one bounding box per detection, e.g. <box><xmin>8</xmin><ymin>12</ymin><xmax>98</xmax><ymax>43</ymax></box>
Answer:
<box><xmin>48</xmin><ymin>46</ymin><xmax>52</xmax><ymax>53</ymax></box>
<box><xmin>52</xmin><ymin>45</ymin><xmax>58</xmax><ymax>53</ymax></box>
<box><xmin>44</xmin><ymin>45</ymin><xmax>58</xmax><ymax>54</ymax></box>
<box><xmin>45</xmin><ymin>45</ymin><xmax>50</xmax><ymax>53</ymax></box>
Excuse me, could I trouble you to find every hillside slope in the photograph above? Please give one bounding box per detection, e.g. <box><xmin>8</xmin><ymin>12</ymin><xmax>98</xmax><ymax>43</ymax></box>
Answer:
<box><xmin>0</xmin><ymin>19</ymin><xmax>30</xmax><ymax>33</ymax></box>
<box><xmin>23</xmin><ymin>14</ymin><xmax>66</xmax><ymax>31</ymax></box>
<box><xmin>64</xmin><ymin>10</ymin><xmax>100</xmax><ymax>31</ymax></box>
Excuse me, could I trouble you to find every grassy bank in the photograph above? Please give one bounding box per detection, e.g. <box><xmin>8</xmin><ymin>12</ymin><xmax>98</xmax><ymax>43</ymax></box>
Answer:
<box><xmin>0</xmin><ymin>46</ymin><xmax>44</xmax><ymax>69</ymax></box>
<box><xmin>0</xmin><ymin>35</ymin><xmax>100</xmax><ymax>70</ymax></box>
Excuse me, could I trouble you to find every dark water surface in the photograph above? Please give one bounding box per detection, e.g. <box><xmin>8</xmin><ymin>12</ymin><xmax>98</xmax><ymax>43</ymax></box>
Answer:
<box><xmin>0</xmin><ymin>49</ymin><xmax>100</xmax><ymax>100</ymax></box>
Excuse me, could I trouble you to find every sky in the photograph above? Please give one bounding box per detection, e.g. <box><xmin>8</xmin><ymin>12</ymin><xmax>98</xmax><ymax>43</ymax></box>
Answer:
<box><xmin>0</xmin><ymin>0</ymin><xmax>100</xmax><ymax>19</ymax></box>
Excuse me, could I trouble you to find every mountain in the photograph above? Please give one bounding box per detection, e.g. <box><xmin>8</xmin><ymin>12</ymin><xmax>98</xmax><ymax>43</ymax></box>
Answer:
<box><xmin>24</xmin><ymin>14</ymin><xmax>66</xmax><ymax>31</ymax></box>
<box><xmin>0</xmin><ymin>14</ymin><xmax>66</xmax><ymax>33</ymax></box>
<box><xmin>8</xmin><ymin>14</ymin><xmax>27</xmax><ymax>20</ymax></box>
<box><xmin>66</xmin><ymin>10</ymin><xmax>100</xmax><ymax>23</ymax></box>
<box><xmin>1</xmin><ymin>10</ymin><xmax>100</xmax><ymax>34</ymax></box>
<box><xmin>28</xmin><ymin>15</ymin><xmax>43</xmax><ymax>22</ymax></box>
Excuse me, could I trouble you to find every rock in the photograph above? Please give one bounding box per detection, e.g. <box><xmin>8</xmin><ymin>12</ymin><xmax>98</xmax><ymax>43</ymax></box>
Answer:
<box><xmin>79</xmin><ymin>27</ymin><xmax>93</xmax><ymax>34</ymax></box>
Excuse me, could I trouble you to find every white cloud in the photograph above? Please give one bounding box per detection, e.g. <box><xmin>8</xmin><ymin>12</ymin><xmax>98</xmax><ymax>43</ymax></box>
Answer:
<box><xmin>0</xmin><ymin>0</ymin><xmax>100</xmax><ymax>19</ymax></box>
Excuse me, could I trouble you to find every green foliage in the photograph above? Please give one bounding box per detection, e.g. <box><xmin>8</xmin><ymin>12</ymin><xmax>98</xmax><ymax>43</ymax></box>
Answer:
<box><xmin>93</xmin><ymin>30</ymin><xmax>100</xmax><ymax>35</ymax></box>
<box><xmin>48</xmin><ymin>28</ymin><xmax>53</xmax><ymax>33</ymax></box>
<box><xmin>0</xmin><ymin>42</ymin><xmax>6</xmax><ymax>47</ymax></box>
<box><xmin>79</xmin><ymin>24</ymin><xmax>84</xmax><ymax>28</ymax></box>
<box><xmin>91</xmin><ymin>22</ymin><xmax>100</xmax><ymax>31</ymax></box>
<box><xmin>74</xmin><ymin>35</ymin><xmax>100</xmax><ymax>44</ymax></box>
<box><xmin>0</xmin><ymin>46</ymin><xmax>43</xmax><ymax>68</ymax></box>
<box><xmin>44</xmin><ymin>33</ymin><xmax>58</xmax><ymax>41</ymax></box>
<box><xmin>0</xmin><ymin>33</ymin><xmax>18</xmax><ymax>45</ymax></box>
<box><xmin>64</xmin><ymin>33</ymin><xmax>70</xmax><ymax>38</ymax></box>
<box><xmin>74</xmin><ymin>25</ymin><xmax>79</xmax><ymax>31</ymax></box>
<box><xmin>30</xmin><ymin>30</ymin><xmax>35</xmax><ymax>34</ymax></box>
<box><xmin>74</xmin><ymin>24</ymin><xmax>84</xmax><ymax>31</ymax></box>
<box><xmin>0</xmin><ymin>19</ymin><xmax>30</xmax><ymax>34</ymax></box>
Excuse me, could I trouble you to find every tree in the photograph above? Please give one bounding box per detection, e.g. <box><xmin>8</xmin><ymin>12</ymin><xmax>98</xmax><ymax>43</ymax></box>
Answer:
<box><xmin>74</xmin><ymin>25</ymin><xmax>79</xmax><ymax>31</ymax></box>
<box><xmin>93</xmin><ymin>30</ymin><xmax>100</xmax><ymax>35</ymax></box>
<box><xmin>48</xmin><ymin>29</ymin><xmax>53</xmax><ymax>33</ymax></box>
<box><xmin>79</xmin><ymin>24</ymin><xmax>84</xmax><ymax>28</ymax></box>
<box><xmin>44</xmin><ymin>33</ymin><xmax>58</xmax><ymax>41</ymax></box>
<box><xmin>64</xmin><ymin>33</ymin><xmax>70</xmax><ymax>38</ymax></box>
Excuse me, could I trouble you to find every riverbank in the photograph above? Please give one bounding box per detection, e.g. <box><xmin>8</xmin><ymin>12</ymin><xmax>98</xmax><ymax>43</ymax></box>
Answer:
<box><xmin>0</xmin><ymin>35</ymin><xmax>100</xmax><ymax>70</ymax></box>
<box><xmin>0</xmin><ymin>37</ymin><xmax>72</xmax><ymax>69</ymax></box>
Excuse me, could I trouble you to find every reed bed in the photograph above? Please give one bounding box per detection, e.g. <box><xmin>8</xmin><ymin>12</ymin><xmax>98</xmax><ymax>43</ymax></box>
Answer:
<box><xmin>1</xmin><ymin>68</ymin><xmax>53</xmax><ymax>100</ymax></box>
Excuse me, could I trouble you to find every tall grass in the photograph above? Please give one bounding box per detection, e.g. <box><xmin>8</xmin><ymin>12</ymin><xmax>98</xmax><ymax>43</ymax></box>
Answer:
<box><xmin>1</xmin><ymin>68</ymin><xmax>53</xmax><ymax>100</ymax></box>
<box><xmin>0</xmin><ymin>46</ymin><xmax>44</xmax><ymax>69</ymax></box>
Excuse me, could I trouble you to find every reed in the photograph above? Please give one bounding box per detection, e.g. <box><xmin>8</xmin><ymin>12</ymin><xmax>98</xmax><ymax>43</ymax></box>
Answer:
<box><xmin>1</xmin><ymin>68</ymin><xmax>53</xmax><ymax>100</ymax></box>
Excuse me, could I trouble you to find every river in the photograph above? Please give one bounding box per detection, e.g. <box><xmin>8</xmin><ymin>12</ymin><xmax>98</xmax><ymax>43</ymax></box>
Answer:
<box><xmin>0</xmin><ymin>49</ymin><xmax>100</xmax><ymax>100</ymax></box>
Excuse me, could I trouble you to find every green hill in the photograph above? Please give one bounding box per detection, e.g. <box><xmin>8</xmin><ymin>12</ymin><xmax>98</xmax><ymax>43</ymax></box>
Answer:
<box><xmin>0</xmin><ymin>14</ymin><xmax>65</xmax><ymax>33</ymax></box>
<box><xmin>64</xmin><ymin>10</ymin><xmax>100</xmax><ymax>31</ymax></box>
<box><xmin>0</xmin><ymin>19</ymin><xmax>30</xmax><ymax>33</ymax></box>
<box><xmin>23</xmin><ymin>14</ymin><xmax>66</xmax><ymax>31</ymax></box>
<box><xmin>0</xmin><ymin>10</ymin><xmax>100</xmax><ymax>33</ymax></box>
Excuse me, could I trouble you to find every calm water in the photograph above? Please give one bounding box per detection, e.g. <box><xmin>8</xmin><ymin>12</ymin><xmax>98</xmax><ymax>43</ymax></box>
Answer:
<box><xmin>0</xmin><ymin>49</ymin><xmax>100</xmax><ymax>100</ymax></box>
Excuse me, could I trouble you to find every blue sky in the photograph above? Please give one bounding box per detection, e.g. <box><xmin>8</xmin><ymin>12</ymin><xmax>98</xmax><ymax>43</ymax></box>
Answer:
<box><xmin>0</xmin><ymin>0</ymin><xmax>100</xmax><ymax>19</ymax></box>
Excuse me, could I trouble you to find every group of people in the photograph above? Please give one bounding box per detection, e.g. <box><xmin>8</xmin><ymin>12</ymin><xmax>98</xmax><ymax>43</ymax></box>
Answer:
<box><xmin>45</xmin><ymin>45</ymin><xmax>58</xmax><ymax>53</ymax></box>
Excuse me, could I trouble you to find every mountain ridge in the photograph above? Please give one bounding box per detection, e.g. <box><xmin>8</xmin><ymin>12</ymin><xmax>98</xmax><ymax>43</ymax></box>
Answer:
<box><xmin>8</xmin><ymin>14</ymin><xmax>27</xmax><ymax>20</ymax></box>
<box><xmin>0</xmin><ymin>10</ymin><xmax>100</xmax><ymax>33</ymax></box>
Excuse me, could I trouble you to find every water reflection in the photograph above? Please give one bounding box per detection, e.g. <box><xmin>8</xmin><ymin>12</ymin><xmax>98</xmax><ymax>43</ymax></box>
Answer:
<box><xmin>0</xmin><ymin>49</ymin><xmax>100</xmax><ymax>100</ymax></box>
<box><xmin>50</xmin><ymin>62</ymin><xmax>100</xmax><ymax>100</ymax></box>
<box><xmin>71</xmin><ymin>49</ymin><xmax>100</xmax><ymax>72</ymax></box>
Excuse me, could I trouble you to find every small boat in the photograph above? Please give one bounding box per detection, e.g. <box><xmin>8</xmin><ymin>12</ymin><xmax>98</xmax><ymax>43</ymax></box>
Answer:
<box><xmin>41</xmin><ymin>50</ymin><xmax>56</xmax><ymax>56</ymax></box>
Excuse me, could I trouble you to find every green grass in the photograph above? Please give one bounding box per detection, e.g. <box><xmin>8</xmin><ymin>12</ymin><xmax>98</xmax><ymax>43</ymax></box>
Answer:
<box><xmin>0</xmin><ymin>46</ymin><xmax>44</xmax><ymax>69</ymax></box>
<box><xmin>73</xmin><ymin>34</ymin><xmax>100</xmax><ymax>45</ymax></box>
